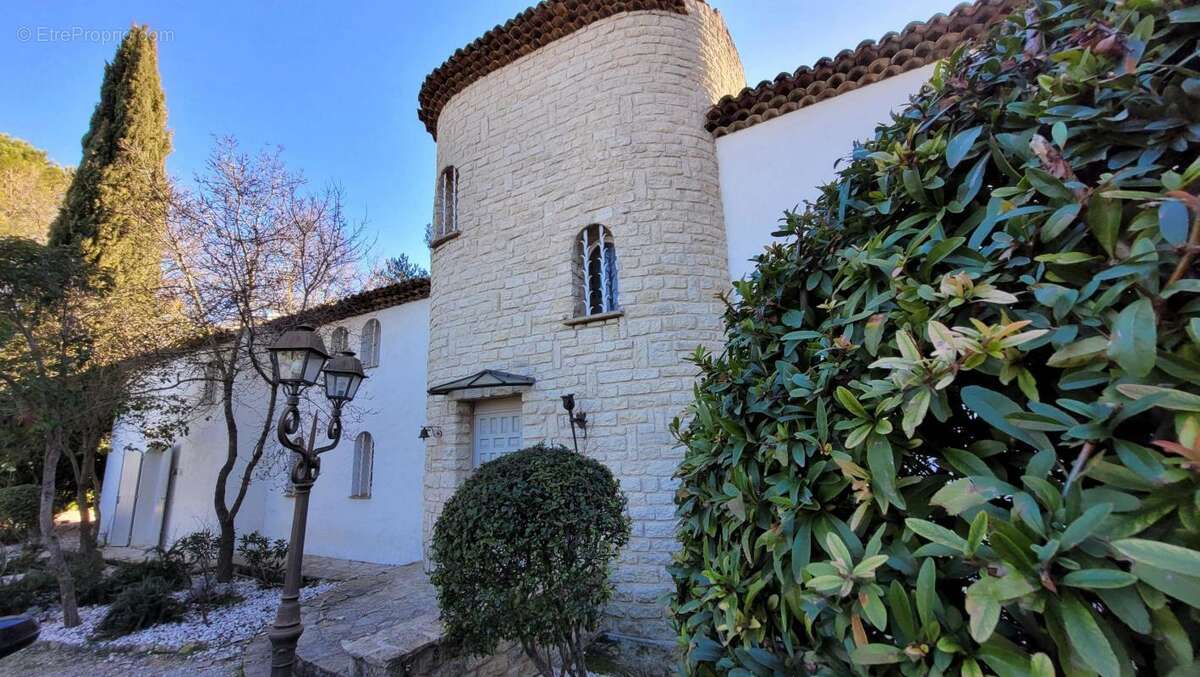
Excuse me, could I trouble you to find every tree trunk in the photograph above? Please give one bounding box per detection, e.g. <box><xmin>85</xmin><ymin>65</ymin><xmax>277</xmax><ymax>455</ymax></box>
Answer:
<box><xmin>41</xmin><ymin>428</ymin><xmax>80</xmax><ymax>627</ymax></box>
<box><xmin>216</xmin><ymin>518</ymin><xmax>236</xmax><ymax>581</ymax></box>
<box><xmin>85</xmin><ymin>444</ymin><xmax>102</xmax><ymax>550</ymax></box>
<box><xmin>61</xmin><ymin>424</ymin><xmax>101</xmax><ymax>556</ymax></box>
<box><xmin>213</xmin><ymin>347</ymin><xmax>240</xmax><ymax>582</ymax></box>
<box><xmin>75</xmin><ymin>477</ymin><xmax>95</xmax><ymax>556</ymax></box>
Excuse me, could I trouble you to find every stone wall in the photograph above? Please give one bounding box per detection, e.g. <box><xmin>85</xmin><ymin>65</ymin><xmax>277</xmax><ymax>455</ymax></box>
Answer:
<box><xmin>423</xmin><ymin>0</ymin><xmax>744</xmax><ymax>640</ymax></box>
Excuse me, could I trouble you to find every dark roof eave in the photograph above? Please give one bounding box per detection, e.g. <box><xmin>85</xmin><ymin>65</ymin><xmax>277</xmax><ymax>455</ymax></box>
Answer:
<box><xmin>427</xmin><ymin>369</ymin><xmax>536</xmax><ymax>395</ymax></box>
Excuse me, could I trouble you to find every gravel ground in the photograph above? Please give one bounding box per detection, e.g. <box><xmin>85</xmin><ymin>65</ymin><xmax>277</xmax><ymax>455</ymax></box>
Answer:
<box><xmin>0</xmin><ymin>640</ymin><xmax>241</xmax><ymax>677</ymax></box>
<box><xmin>35</xmin><ymin>580</ymin><xmax>335</xmax><ymax>660</ymax></box>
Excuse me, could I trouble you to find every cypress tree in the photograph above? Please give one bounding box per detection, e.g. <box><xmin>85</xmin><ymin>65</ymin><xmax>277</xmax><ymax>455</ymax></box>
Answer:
<box><xmin>50</xmin><ymin>25</ymin><xmax>171</xmax><ymax>293</ymax></box>
<box><xmin>46</xmin><ymin>25</ymin><xmax>174</xmax><ymax>560</ymax></box>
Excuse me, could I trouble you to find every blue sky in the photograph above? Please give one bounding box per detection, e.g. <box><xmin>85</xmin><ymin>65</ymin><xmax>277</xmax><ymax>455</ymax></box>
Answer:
<box><xmin>2</xmin><ymin>0</ymin><xmax>961</xmax><ymax>270</ymax></box>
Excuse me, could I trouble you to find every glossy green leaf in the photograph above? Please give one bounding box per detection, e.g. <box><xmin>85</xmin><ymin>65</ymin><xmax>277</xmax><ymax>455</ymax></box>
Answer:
<box><xmin>947</xmin><ymin>126</ymin><xmax>984</xmax><ymax>168</ymax></box>
<box><xmin>850</xmin><ymin>644</ymin><xmax>903</xmax><ymax>665</ymax></box>
<box><xmin>1087</xmin><ymin>195</ymin><xmax>1122</xmax><ymax>258</ymax></box>
<box><xmin>1061</xmin><ymin>569</ymin><xmax>1137</xmax><ymax>589</ymax></box>
<box><xmin>906</xmin><ymin>518</ymin><xmax>967</xmax><ymax>552</ymax></box>
<box><xmin>1060</xmin><ymin>504</ymin><xmax>1112</xmax><ymax>550</ymax></box>
<box><xmin>1041</xmin><ymin>203</ymin><xmax>1081</xmax><ymax>241</ymax></box>
<box><xmin>1061</xmin><ymin>593</ymin><xmax>1120</xmax><ymax>677</ymax></box>
<box><xmin>1159</xmin><ymin>200</ymin><xmax>1190</xmax><ymax>245</ymax></box>
<box><xmin>1113</xmin><ymin>538</ymin><xmax>1200</xmax><ymax>576</ymax></box>
<box><xmin>1030</xmin><ymin>653</ymin><xmax>1055</xmax><ymax>677</ymax></box>
<box><xmin>961</xmin><ymin>386</ymin><xmax>1053</xmax><ymax>453</ymax></box>
<box><xmin>1107</xmin><ymin>298</ymin><xmax>1157</xmax><ymax>377</ymax></box>
<box><xmin>1116</xmin><ymin>385</ymin><xmax>1200</xmax><ymax>412</ymax></box>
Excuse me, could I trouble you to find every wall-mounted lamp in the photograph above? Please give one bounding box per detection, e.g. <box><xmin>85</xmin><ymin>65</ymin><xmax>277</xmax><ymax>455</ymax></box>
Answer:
<box><xmin>418</xmin><ymin>425</ymin><xmax>443</xmax><ymax>440</ymax></box>
<box><xmin>561</xmin><ymin>394</ymin><xmax>588</xmax><ymax>453</ymax></box>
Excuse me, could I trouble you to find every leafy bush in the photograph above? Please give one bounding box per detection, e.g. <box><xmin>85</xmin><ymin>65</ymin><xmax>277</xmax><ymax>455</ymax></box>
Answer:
<box><xmin>0</xmin><ymin>568</ymin><xmax>56</xmax><ymax>615</ymax></box>
<box><xmin>71</xmin><ymin>551</ymin><xmax>112</xmax><ymax>606</ymax></box>
<box><xmin>671</xmin><ymin>1</ymin><xmax>1200</xmax><ymax>675</ymax></box>
<box><xmin>431</xmin><ymin>445</ymin><xmax>630</xmax><ymax>677</ymax></box>
<box><xmin>106</xmin><ymin>545</ymin><xmax>190</xmax><ymax>593</ymax></box>
<box><xmin>0</xmin><ymin>551</ymin><xmax>107</xmax><ymax>613</ymax></box>
<box><xmin>0</xmin><ymin>484</ymin><xmax>40</xmax><ymax>542</ymax></box>
<box><xmin>176</xmin><ymin>529</ymin><xmax>231</xmax><ymax>621</ymax></box>
<box><xmin>237</xmin><ymin>531</ymin><xmax>287</xmax><ymax>588</ymax></box>
<box><xmin>95</xmin><ymin>575</ymin><xmax>185</xmax><ymax>639</ymax></box>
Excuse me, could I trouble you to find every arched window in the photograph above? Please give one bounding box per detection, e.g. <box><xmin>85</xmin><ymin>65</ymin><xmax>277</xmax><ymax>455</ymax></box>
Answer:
<box><xmin>351</xmin><ymin>432</ymin><xmax>374</xmax><ymax>498</ymax></box>
<box><xmin>575</xmin><ymin>224</ymin><xmax>619</xmax><ymax>316</ymax></box>
<box><xmin>433</xmin><ymin>166</ymin><xmax>459</xmax><ymax>239</ymax></box>
<box><xmin>360</xmin><ymin>319</ymin><xmax>381</xmax><ymax>368</ymax></box>
<box><xmin>330</xmin><ymin>326</ymin><xmax>349</xmax><ymax>353</ymax></box>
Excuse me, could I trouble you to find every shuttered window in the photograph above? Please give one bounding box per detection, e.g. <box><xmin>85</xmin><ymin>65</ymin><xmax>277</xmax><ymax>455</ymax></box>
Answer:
<box><xmin>351</xmin><ymin>432</ymin><xmax>374</xmax><ymax>498</ymax></box>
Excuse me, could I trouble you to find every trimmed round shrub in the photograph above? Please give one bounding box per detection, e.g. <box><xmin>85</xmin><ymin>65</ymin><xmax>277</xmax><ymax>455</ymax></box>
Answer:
<box><xmin>431</xmin><ymin>444</ymin><xmax>630</xmax><ymax>676</ymax></box>
<box><xmin>0</xmin><ymin>484</ymin><xmax>40</xmax><ymax>542</ymax></box>
<box><xmin>95</xmin><ymin>575</ymin><xmax>185</xmax><ymax>639</ymax></box>
<box><xmin>671</xmin><ymin>1</ymin><xmax>1200</xmax><ymax>675</ymax></box>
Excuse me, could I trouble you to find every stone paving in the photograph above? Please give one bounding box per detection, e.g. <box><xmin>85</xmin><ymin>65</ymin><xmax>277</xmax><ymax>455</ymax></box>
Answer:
<box><xmin>288</xmin><ymin>561</ymin><xmax>439</xmax><ymax>675</ymax></box>
<box><xmin>235</xmin><ymin>559</ymin><xmax>438</xmax><ymax>676</ymax></box>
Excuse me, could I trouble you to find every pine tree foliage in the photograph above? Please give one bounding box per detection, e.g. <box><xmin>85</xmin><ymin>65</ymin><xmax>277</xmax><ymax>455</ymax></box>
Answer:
<box><xmin>49</xmin><ymin>25</ymin><xmax>171</xmax><ymax>294</ymax></box>
<box><xmin>0</xmin><ymin>134</ymin><xmax>72</xmax><ymax>242</ymax></box>
<box><xmin>671</xmin><ymin>1</ymin><xmax>1200</xmax><ymax>674</ymax></box>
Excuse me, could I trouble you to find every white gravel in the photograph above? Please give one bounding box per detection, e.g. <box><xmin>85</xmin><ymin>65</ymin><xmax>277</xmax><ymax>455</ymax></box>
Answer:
<box><xmin>35</xmin><ymin>579</ymin><xmax>336</xmax><ymax>659</ymax></box>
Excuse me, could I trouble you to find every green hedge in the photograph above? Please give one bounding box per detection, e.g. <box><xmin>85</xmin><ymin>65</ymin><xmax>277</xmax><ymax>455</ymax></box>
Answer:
<box><xmin>0</xmin><ymin>484</ymin><xmax>40</xmax><ymax>541</ymax></box>
<box><xmin>671</xmin><ymin>1</ymin><xmax>1200</xmax><ymax>675</ymax></box>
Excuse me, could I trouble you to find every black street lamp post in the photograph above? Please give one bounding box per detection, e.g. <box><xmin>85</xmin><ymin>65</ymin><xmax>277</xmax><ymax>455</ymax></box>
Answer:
<box><xmin>265</xmin><ymin>325</ymin><xmax>365</xmax><ymax>676</ymax></box>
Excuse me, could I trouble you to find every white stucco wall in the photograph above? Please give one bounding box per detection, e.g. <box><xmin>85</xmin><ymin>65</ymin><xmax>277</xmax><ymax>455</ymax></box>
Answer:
<box><xmin>261</xmin><ymin>299</ymin><xmax>430</xmax><ymax>564</ymax></box>
<box><xmin>100</xmin><ymin>297</ymin><xmax>431</xmax><ymax>566</ymax></box>
<box><xmin>717</xmin><ymin>65</ymin><xmax>935</xmax><ymax>281</ymax></box>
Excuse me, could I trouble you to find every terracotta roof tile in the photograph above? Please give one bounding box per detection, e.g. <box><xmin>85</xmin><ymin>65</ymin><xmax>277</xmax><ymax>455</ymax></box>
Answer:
<box><xmin>417</xmin><ymin>0</ymin><xmax>693</xmax><ymax>139</ymax></box>
<box><xmin>172</xmin><ymin>278</ymin><xmax>430</xmax><ymax>357</ymax></box>
<box><xmin>705</xmin><ymin>0</ymin><xmax>1017</xmax><ymax>138</ymax></box>
<box><xmin>287</xmin><ymin>277</ymin><xmax>431</xmax><ymax>328</ymax></box>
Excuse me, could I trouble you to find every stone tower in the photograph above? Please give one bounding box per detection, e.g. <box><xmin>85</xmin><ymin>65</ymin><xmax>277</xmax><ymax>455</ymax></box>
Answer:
<box><xmin>419</xmin><ymin>0</ymin><xmax>744</xmax><ymax>639</ymax></box>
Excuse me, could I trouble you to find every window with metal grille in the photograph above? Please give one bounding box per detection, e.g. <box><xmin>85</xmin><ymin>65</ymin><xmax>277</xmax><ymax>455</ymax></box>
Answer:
<box><xmin>359</xmin><ymin>319</ymin><xmax>381</xmax><ymax>368</ymax></box>
<box><xmin>433</xmin><ymin>166</ymin><xmax>459</xmax><ymax>239</ymax></box>
<box><xmin>330</xmin><ymin>326</ymin><xmax>349</xmax><ymax>353</ymax></box>
<box><xmin>351</xmin><ymin>432</ymin><xmax>374</xmax><ymax>498</ymax></box>
<box><xmin>575</xmin><ymin>224</ymin><xmax>619</xmax><ymax>316</ymax></box>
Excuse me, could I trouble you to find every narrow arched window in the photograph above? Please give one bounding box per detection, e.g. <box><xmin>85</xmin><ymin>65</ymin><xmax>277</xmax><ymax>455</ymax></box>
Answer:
<box><xmin>351</xmin><ymin>432</ymin><xmax>374</xmax><ymax>498</ymax></box>
<box><xmin>575</xmin><ymin>224</ymin><xmax>619</xmax><ymax>316</ymax></box>
<box><xmin>433</xmin><ymin>166</ymin><xmax>459</xmax><ymax>239</ymax></box>
<box><xmin>360</xmin><ymin>319</ymin><xmax>381</xmax><ymax>368</ymax></box>
<box><xmin>330</xmin><ymin>326</ymin><xmax>349</xmax><ymax>353</ymax></box>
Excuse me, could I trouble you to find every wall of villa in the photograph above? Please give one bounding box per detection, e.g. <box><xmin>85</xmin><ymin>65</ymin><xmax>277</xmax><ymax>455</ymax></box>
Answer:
<box><xmin>423</xmin><ymin>0</ymin><xmax>744</xmax><ymax>640</ymax></box>
<box><xmin>100</xmin><ymin>298</ymin><xmax>431</xmax><ymax>566</ymax></box>
<box><xmin>717</xmin><ymin>64</ymin><xmax>936</xmax><ymax>280</ymax></box>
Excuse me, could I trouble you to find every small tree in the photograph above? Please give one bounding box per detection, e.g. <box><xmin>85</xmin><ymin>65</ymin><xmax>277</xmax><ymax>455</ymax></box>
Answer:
<box><xmin>165</xmin><ymin>136</ymin><xmax>367</xmax><ymax>580</ymax></box>
<box><xmin>175</xmin><ymin>529</ymin><xmax>220</xmax><ymax>623</ymax></box>
<box><xmin>368</xmin><ymin>252</ymin><xmax>428</xmax><ymax>287</ymax></box>
<box><xmin>0</xmin><ymin>239</ymin><xmax>99</xmax><ymax>626</ymax></box>
<box><xmin>431</xmin><ymin>445</ymin><xmax>630</xmax><ymax>677</ymax></box>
